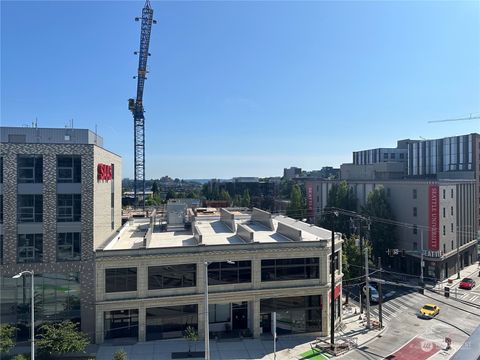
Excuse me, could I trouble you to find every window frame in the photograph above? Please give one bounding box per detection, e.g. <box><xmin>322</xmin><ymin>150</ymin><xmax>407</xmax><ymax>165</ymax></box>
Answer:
<box><xmin>57</xmin><ymin>232</ymin><xmax>81</xmax><ymax>261</ymax></box>
<box><xmin>17</xmin><ymin>233</ymin><xmax>43</xmax><ymax>263</ymax></box>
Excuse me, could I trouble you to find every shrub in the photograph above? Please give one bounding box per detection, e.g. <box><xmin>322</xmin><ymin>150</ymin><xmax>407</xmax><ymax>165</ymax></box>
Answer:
<box><xmin>113</xmin><ymin>348</ymin><xmax>128</xmax><ymax>360</ymax></box>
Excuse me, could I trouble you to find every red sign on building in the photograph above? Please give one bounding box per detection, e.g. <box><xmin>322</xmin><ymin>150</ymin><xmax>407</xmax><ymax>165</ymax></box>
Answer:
<box><xmin>428</xmin><ymin>185</ymin><xmax>439</xmax><ymax>251</ymax></box>
<box><xmin>329</xmin><ymin>284</ymin><xmax>342</xmax><ymax>302</ymax></box>
<box><xmin>97</xmin><ymin>163</ymin><xmax>113</xmax><ymax>181</ymax></box>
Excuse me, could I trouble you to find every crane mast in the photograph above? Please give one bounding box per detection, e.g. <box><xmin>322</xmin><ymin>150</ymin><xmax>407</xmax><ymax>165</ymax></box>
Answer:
<box><xmin>128</xmin><ymin>0</ymin><xmax>156</xmax><ymax>208</ymax></box>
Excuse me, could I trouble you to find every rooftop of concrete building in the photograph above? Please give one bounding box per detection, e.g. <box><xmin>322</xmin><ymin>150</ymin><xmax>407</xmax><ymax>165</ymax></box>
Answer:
<box><xmin>0</xmin><ymin>126</ymin><xmax>104</xmax><ymax>146</ymax></box>
<box><xmin>100</xmin><ymin>207</ymin><xmax>334</xmax><ymax>252</ymax></box>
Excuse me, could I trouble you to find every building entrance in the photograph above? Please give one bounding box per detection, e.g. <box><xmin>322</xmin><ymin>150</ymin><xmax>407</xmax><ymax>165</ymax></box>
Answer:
<box><xmin>232</xmin><ymin>302</ymin><xmax>248</xmax><ymax>330</ymax></box>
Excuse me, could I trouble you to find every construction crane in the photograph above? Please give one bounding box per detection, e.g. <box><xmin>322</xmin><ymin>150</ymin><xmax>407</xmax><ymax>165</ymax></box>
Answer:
<box><xmin>428</xmin><ymin>114</ymin><xmax>480</xmax><ymax>123</ymax></box>
<box><xmin>128</xmin><ymin>0</ymin><xmax>156</xmax><ymax>208</ymax></box>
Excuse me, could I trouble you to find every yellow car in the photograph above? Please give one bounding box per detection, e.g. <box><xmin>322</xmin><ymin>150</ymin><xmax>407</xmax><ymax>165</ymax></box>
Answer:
<box><xmin>419</xmin><ymin>304</ymin><xmax>440</xmax><ymax>318</ymax></box>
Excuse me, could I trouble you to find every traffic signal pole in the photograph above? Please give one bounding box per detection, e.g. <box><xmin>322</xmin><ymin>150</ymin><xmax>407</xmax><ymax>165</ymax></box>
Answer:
<box><xmin>378</xmin><ymin>256</ymin><xmax>383</xmax><ymax>328</ymax></box>
<box><xmin>365</xmin><ymin>248</ymin><xmax>371</xmax><ymax>329</ymax></box>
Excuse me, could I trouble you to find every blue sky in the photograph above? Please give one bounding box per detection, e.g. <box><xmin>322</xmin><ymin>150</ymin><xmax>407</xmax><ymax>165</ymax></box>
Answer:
<box><xmin>2</xmin><ymin>1</ymin><xmax>479</xmax><ymax>179</ymax></box>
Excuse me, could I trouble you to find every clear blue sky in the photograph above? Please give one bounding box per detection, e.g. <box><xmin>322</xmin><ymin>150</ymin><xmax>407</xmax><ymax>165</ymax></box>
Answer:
<box><xmin>2</xmin><ymin>1</ymin><xmax>479</xmax><ymax>179</ymax></box>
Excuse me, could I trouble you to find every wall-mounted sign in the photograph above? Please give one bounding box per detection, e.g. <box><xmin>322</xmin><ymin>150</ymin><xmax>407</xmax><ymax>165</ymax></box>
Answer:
<box><xmin>428</xmin><ymin>185</ymin><xmax>439</xmax><ymax>251</ymax></box>
<box><xmin>97</xmin><ymin>163</ymin><xmax>112</xmax><ymax>181</ymax></box>
<box><xmin>422</xmin><ymin>249</ymin><xmax>443</xmax><ymax>258</ymax></box>
<box><xmin>307</xmin><ymin>185</ymin><xmax>313</xmax><ymax>218</ymax></box>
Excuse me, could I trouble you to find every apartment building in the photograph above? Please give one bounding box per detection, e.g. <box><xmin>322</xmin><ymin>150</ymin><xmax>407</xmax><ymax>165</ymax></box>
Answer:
<box><xmin>94</xmin><ymin>208</ymin><xmax>343</xmax><ymax>343</ymax></box>
<box><xmin>0</xmin><ymin>126</ymin><xmax>122</xmax><ymax>342</ymax></box>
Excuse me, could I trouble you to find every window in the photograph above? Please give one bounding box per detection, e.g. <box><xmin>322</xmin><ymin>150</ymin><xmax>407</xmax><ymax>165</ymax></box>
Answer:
<box><xmin>383</xmin><ymin>153</ymin><xmax>388</xmax><ymax>159</ymax></box>
<box><xmin>261</xmin><ymin>258</ymin><xmax>319</xmax><ymax>282</ymax></box>
<box><xmin>443</xmin><ymin>208</ymin><xmax>446</xmax><ymax>218</ymax></box>
<box><xmin>57</xmin><ymin>233</ymin><xmax>81</xmax><ymax>261</ymax></box>
<box><xmin>105</xmin><ymin>268</ymin><xmax>137</xmax><ymax>292</ymax></box>
<box><xmin>0</xmin><ymin>235</ymin><xmax>3</xmax><ymax>264</ymax></box>
<box><xmin>0</xmin><ymin>195</ymin><xmax>3</xmax><ymax>223</ymax></box>
<box><xmin>443</xmin><ymin>226</ymin><xmax>446</xmax><ymax>236</ymax></box>
<box><xmin>148</xmin><ymin>264</ymin><xmax>196</xmax><ymax>289</ymax></box>
<box><xmin>17</xmin><ymin>234</ymin><xmax>43</xmax><ymax>263</ymax></box>
<box><xmin>400</xmin><ymin>153</ymin><xmax>405</xmax><ymax>159</ymax></box>
<box><xmin>413</xmin><ymin>207</ymin><xmax>417</xmax><ymax>217</ymax></box>
<box><xmin>413</xmin><ymin>225</ymin><xmax>417</xmax><ymax>235</ymax></box>
<box><xmin>208</xmin><ymin>261</ymin><xmax>251</xmax><ymax>285</ymax></box>
<box><xmin>57</xmin><ymin>156</ymin><xmax>81</xmax><ymax>183</ymax></box>
<box><xmin>209</xmin><ymin>303</ymin><xmax>230</xmax><ymax>323</ymax></box>
<box><xmin>413</xmin><ymin>242</ymin><xmax>417</xmax><ymax>250</ymax></box>
<box><xmin>451</xmin><ymin>223</ymin><xmax>454</xmax><ymax>232</ymax></box>
<box><xmin>451</xmin><ymin>206</ymin><xmax>454</xmax><ymax>216</ymax></box>
<box><xmin>57</xmin><ymin>194</ymin><xmax>81</xmax><ymax>222</ymax></box>
<box><xmin>413</xmin><ymin>189</ymin><xmax>417</xmax><ymax>199</ymax></box>
<box><xmin>443</xmin><ymin>244</ymin><xmax>446</xmax><ymax>253</ymax></box>
<box><xmin>17</xmin><ymin>194</ymin><xmax>43</xmax><ymax>222</ymax></box>
<box><xmin>390</xmin><ymin>153</ymin><xmax>396</xmax><ymax>159</ymax></box>
<box><xmin>451</xmin><ymin>189</ymin><xmax>454</xmax><ymax>198</ymax></box>
<box><xmin>145</xmin><ymin>305</ymin><xmax>197</xmax><ymax>341</ymax></box>
<box><xmin>105</xmin><ymin>309</ymin><xmax>139</xmax><ymax>340</ymax></box>
<box><xmin>443</xmin><ymin>189</ymin><xmax>446</xmax><ymax>199</ymax></box>
<box><xmin>17</xmin><ymin>155</ymin><xmax>43</xmax><ymax>183</ymax></box>
<box><xmin>451</xmin><ymin>240</ymin><xmax>454</xmax><ymax>250</ymax></box>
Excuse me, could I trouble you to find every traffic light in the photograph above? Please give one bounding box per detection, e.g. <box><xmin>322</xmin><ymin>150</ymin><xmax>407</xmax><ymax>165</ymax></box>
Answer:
<box><xmin>444</xmin><ymin>287</ymin><xmax>450</xmax><ymax>298</ymax></box>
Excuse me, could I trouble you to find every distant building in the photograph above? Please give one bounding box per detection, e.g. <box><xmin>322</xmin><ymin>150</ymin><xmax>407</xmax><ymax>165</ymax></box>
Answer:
<box><xmin>283</xmin><ymin>167</ymin><xmax>302</xmax><ymax>180</ymax></box>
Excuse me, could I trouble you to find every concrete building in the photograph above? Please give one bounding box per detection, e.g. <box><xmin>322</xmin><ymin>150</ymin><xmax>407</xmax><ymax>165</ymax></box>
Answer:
<box><xmin>0</xmin><ymin>126</ymin><xmax>122</xmax><ymax>342</ymax></box>
<box><xmin>283</xmin><ymin>167</ymin><xmax>302</xmax><ymax>180</ymax></box>
<box><xmin>305</xmin><ymin>179</ymin><xmax>477</xmax><ymax>280</ymax></box>
<box><xmin>94</xmin><ymin>208</ymin><xmax>343</xmax><ymax>343</ymax></box>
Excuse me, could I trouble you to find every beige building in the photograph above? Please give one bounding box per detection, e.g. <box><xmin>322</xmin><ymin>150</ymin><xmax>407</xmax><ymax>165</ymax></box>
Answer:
<box><xmin>94</xmin><ymin>208</ymin><xmax>343</xmax><ymax>343</ymax></box>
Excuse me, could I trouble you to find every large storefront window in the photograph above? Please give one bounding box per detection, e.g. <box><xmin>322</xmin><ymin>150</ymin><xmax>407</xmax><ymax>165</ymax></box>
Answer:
<box><xmin>104</xmin><ymin>309</ymin><xmax>138</xmax><ymax>340</ymax></box>
<box><xmin>105</xmin><ymin>268</ymin><xmax>137</xmax><ymax>293</ymax></box>
<box><xmin>208</xmin><ymin>261</ymin><xmax>251</xmax><ymax>285</ymax></box>
<box><xmin>146</xmin><ymin>305</ymin><xmax>197</xmax><ymax>341</ymax></box>
<box><xmin>148</xmin><ymin>264</ymin><xmax>196</xmax><ymax>290</ymax></box>
<box><xmin>1</xmin><ymin>273</ymin><xmax>80</xmax><ymax>343</ymax></box>
<box><xmin>260</xmin><ymin>295</ymin><xmax>322</xmax><ymax>335</ymax></box>
<box><xmin>261</xmin><ymin>258</ymin><xmax>319</xmax><ymax>281</ymax></box>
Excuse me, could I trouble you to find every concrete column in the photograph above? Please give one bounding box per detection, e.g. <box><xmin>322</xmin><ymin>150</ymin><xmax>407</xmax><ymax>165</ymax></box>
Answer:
<box><xmin>251</xmin><ymin>298</ymin><xmax>261</xmax><ymax>338</ymax></box>
<box><xmin>252</xmin><ymin>259</ymin><xmax>261</xmax><ymax>288</ymax></box>
<box><xmin>198</xmin><ymin>301</ymin><xmax>205</xmax><ymax>339</ymax></box>
<box><xmin>138</xmin><ymin>265</ymin><xmax>148</xmax><ymax>298</ymax></box>
<box><xmin>138</xmin><ymin>305</ymin><xmax>146</xmax><ymax>342</ymax></box>
<box><xmin>322</xmin><ymin>289</ymin><xmax>329</xmax><ymax>336</ymax></box>
<box><xmin>95</xmin><ymin>308</ymin><xmax>104</xmax><ymax>344</ymax></box>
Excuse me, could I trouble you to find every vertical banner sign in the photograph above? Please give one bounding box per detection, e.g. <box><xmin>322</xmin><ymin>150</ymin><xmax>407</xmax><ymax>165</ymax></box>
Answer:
<box><xmin>307</xmin><ymin>185</ymin><xmax>313</xmax><ymax>220</ymax></box>
<box><xmin>428</xmin><ymin>185</ymin><xmax>439</xmax><ymax>251</ymax></box>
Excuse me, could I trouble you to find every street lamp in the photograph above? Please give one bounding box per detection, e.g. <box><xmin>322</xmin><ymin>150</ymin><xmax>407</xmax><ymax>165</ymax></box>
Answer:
<box><xmin>12</xmin><ymin>271</ymin><xmax>35</xmax><ymax>360</ymax></box>
<box><xmin>204</xmin><ymin>260</ymin><xmax>234</xmax><ymax>360</ymax></box>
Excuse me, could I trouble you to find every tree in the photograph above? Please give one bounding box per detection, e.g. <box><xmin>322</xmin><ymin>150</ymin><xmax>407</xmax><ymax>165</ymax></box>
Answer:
<box><xmin>37</xmin><ymin>321</ymin><xmax>89</xmax><ymax>356</ymax></box>
<box><xmin>286</xmin><ymin>184</ymin><xmax>303</xmax><ymax>219</ymax></box>
<box><xmin>151</xmin><ymin>181</ymin><xmax>159</xmax><ymax>195</ymax></box>
<box><xmin>113</xmin><ymin>348</ymin><xmax>128</xmax><ymax>360</ymax></box>
<box><xmin>219</xmin><ymin>189</ymin><xmax>231</xmax><ymax>204</ymax></box>
<box><xmin>232</xmin><ymin>194</ymin><xmax>242</xmax><ymax>207</ymax></box>
<box><xmin>241</xmin><ymin>189</ymin><xmax>251</xmax><ymax>207</ymax></box>
<box><xmin>361</xmin><ymin>187</ymin><xmax>396</xmax><ymax>262</ymax></box>
<box><xmin>183</xmin><ymin>326</ymin><xmax>198</xmax><ymax>354</ymax></box>
<box><xmin>166</xmin><ymin>189</ymin><xmax>177</xmax><ymax>200</ymax></box>
<box><xmin>0</xmin><ymin>324</ymin><xmax>16</xmax><ymax>354</ymax></box>
<box><xmin>319</xmin><ymin>181</ymin><xmax>357</xmax><ymax>235</ymax></box>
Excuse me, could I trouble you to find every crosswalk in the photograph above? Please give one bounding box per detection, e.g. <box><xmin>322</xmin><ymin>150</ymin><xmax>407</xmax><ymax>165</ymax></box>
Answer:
<box><xmin>369</xmin><ymin>291</ymin><xmax>422</xmax><ymax>323</ymax></box>
<box><xmin>455</xmin><ymin>292</ymin><xmax>480</xmax><ymax>303</ymax></box>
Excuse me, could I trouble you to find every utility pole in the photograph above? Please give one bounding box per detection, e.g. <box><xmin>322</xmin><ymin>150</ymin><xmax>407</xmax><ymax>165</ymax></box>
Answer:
<box><xmin>365</xmin><ymin>248</ymin><xmax>371</xmax><ymax>329</ymax></box>
<box><xmin>456</xmin><ymin>233</ymin><xmax>461</xmax><ymax>279</ymax></box>
<box><xmin>378</xmin><ymin>257</ymin><xmax>383</xmax><ymax>328</ymax></box>
<box><xmin>420</xmin><ymin>229</ymin><xmax>424</xmax><ymax>285</ymax></box>
<box><xmin>330</xmin><ymin>220</ymin><xmax>336</xmax><ymax>350</ymax></box>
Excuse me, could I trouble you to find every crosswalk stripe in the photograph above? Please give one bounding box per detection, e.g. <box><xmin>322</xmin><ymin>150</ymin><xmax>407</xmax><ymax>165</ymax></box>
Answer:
<box><xmin>460</xmin><ymin>293</ymin><xmax>469</xmax><ymax>299</ymax></box>
<box><xmin>381</xmin><ymin>307</ymin><xmax>395</xmax><ymax>316</ymax></box>
<box><xmin>470</xmin><ymin>295</ymin><xmax>479</xmax><ymax>302</ymax></box>
<box><xmin>388</xmin><ymin>299</ymin><xmax>408</xmax><ymax>309</ymax></box>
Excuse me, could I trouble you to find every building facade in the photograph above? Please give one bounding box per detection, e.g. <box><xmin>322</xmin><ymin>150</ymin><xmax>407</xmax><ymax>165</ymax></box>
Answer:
<box><xmin>0</xmin><ymin>127</ymin><xmax>122</xmax><ymax>342</ymax></box>
<box><xmin>94</xmin><ymin>208</ymin><xmax>343</xmax><ymax>343</ymax></box>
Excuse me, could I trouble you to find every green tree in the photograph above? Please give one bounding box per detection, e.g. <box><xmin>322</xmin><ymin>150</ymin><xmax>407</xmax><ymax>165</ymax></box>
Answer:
<box><xmin>183</xmin><ymin>326</ymin><xmax>198</xmax><ymax>354</ymax></box>
<box><xmin>219</xmin><ymin>189</ymin><xmax>231</xmax><ymax>204</ymax></box>
<box><xmin>113</xmin><ymin>349</ymin><xmax>128</xmax><ymax>360</ymax></box>
<box><xmin>166</xmin><ymin>189</ymin><xmax>177</xmax><ymax>200</ymax></box>
<box><xmin>232</xmin><ymin>194</ymin><xmax>242</xmax><ymax>207</ymax></box>
<box><xmin>36</xmin><ymin>321</ymin><xmax>89</xmax><ymax>356</ymax></box>
<box><xmin>241</xmin><ymin>189</ymin><xmax>251</xmax><ymax>207</ymax></box>
<box><xmin>0</xmin><ymin>324</ymin><xmax>16</xmax><ymax>354</ymax></box>
<box><xmin>286</xmin><ymin>184</ymin><xmax>303</xmax><ymax>219</ymax></box>
<box><xmin>11</xmin><ymin>355</ymin><xmax>28</xmax><ymax>360</ymax></box>
<box><xmin>319</xmin><ymin>181</ymin><xmax>357</xmax><ymax>235</ymax></box>
<box><xmin>361</xmin><ymin>187</ymin><xmax>396</xmax><ymax>262</ymax></box>
<box><xmin>151</xmin><ymin>181</ymin><xmax>159</xmax><ymax>195</ymax></box>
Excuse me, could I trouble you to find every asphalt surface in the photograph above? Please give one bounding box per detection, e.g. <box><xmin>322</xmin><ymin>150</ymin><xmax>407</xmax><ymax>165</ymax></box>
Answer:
<box><xmin>341</xmin><ymin>270</ymin><xmax>480</xmax><ymax>360</ymax></box>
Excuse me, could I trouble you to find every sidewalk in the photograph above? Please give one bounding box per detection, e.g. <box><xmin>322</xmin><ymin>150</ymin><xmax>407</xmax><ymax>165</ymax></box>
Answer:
<box><xmin>95</xmin><ymin>304</ymin><xmax>384</xmax><ymax>360</ymax></box>
<box><xmin>432</xmin><ymin>261</ymin><xmax>480</xmax><ymax>290</ymax></box>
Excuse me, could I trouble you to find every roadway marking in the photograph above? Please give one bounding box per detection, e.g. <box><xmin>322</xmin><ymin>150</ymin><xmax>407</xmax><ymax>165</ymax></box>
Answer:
<box><xmin>384</xmin><ymin>336</ymin><xmax>441</xmax><ymax>360</ymax></box>
<box><xmin>469</xmin><ymin>295</ymin><xmax>479</xmax><ymax>302</ymax></box>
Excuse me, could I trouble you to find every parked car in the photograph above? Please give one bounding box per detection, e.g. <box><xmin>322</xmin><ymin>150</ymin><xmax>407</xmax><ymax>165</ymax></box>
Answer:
<box><xmin>363</xmin><ymin>284</ymin><xmax>380</xmax><ymax>303</ymax></box>
<box><xmin>419</xmin><ymin>304</ymin><xmax>440</xmax><ymax>319</ymax></box>
<box><xmin>459</xmin><ymin>278</ymin><xmax>476</xmax><ymax>290</ymax></box>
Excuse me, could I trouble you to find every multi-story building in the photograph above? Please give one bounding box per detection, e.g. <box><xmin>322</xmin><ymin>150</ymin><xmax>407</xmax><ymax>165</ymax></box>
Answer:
<box><xmin>0</xmin><ymin>126</ymin><xmax>122</xmax><ymax>342</ymax></box>
<box><xmin>94</xmin><ymin>208</ymin><xmax>343</xmax><ymax>343</ymax></box>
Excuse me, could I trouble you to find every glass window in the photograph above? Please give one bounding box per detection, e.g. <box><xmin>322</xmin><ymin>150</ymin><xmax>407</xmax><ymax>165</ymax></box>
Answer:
<box><xmin>17</xmin><ymin>233</ymin><xmax>43</xmax><ymax>263</ymax></box>
<box><xmin>17</xmin><ymin>194</ymin><xmax>43</xmax><ymax>223</ymax></box>
<box><xmin>148</xmin><ymin>264</ymin><xmax>196</xmax><ymax>290</ymax></box>
<box><xmin>451</xmin><ymin>206</ymin><xmax>454</xmax><ymax>216</ymax></box>
<box><xmin>413</xmin><ymin>207</ymin><xmax>417</xmax><ymax>217</ymax></box>
<box><xmin>105</xmin><ymin>268</ymin><xmax>137</xmax><ymax>293</ymax></box>
<box><xmin>413</xmin><ymin>225</ymin><xmax>417</xmax><ymax>235</ymax></box>
<box><xmin>443</xmin><ymin>226</ymin><xmax>446</xmax><ymax>236</ymax></box>
<box><xmin>443</xmin><ymin>189</ymin><xmax>446</xmax><ymax>199</ymax></box>
<box><xmin>0</xmin><ymin>195</ymin><xmax>3</xmax><ymax>223</ymax></box>
<box><xmin>208</xmin><ymin>261</ymin><xmax>251</xmax><ymax>285</ymax></box>
<box><xmin>412</xmin><ymin>189</ymin><xmax>417</xmax><ymax>199</ymax></box>
<box><xmin>57</xmin><ymin>156</ymin><xmax>81</xmax><ymax>183</ymax></box>
<box><xmin>390</xmin><ymin>153</ymin><xmax>395</xmax><ymax>159</ymax></box>
<box><xmin>209</xmin><ymin>303</ymin><xmax>230</xmax><ymax>323</ymax></box>
<box><xmin>0</xmin><ymin>235</ymin><xmax>3</xmax><ymax>263</ymax></box>
<box><xmin>17</xmin><ymin>155</ymin><xmax>43</xmax><ymax>183</ymax></box>
<box><xmin>105</xmin><ymin>309</ymin><xmax>138</xmax><ymax>340</ymax></box>
<box><xmin>261</xmin><ymin>258</ymin><xmax>319</xmax><ymax>282</ymax></box>
<box><xmin>57</xmin><ymin>233</ymin><xmax>81</xmax><ymax>261</ymax></box>
<box><xmin>146</xmin><ymin>305</ymin><xmax>197</xmax><ymax>341</ymax></box>
<box><xmin>443</xmin><ymin>208</ymin><xmax>445</xmax><ymax>218</ymax></box>
<box><xmin>57</xmin><ymin>194</ymin><xmax>81</xmax><ymax>222</ymax></box>
<box><xmin>451</xmin><ymin>188</ymin><xmax>454</xmax><ymax>198</ymax></box>
<box><xmin>451</xmin><ymin>223</ymin><xmax>454</xmax><ymax>232</ymax></box>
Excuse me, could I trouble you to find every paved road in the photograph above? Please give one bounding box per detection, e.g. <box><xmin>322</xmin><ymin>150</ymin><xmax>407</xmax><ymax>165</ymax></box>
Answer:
<box><xmin>341</xmin><ymin>282</ymin><xmax>480</xmax><ymax>359</ymax></box>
